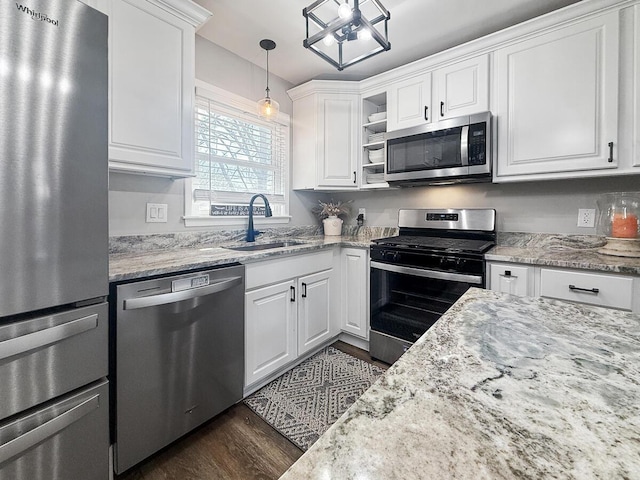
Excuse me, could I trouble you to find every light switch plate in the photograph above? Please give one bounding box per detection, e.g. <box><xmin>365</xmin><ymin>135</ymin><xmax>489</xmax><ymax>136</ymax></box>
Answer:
<box><xmin>146</xmin><ymin>203</ymin><xmax>168</xmax><ymax>223</ymax></box>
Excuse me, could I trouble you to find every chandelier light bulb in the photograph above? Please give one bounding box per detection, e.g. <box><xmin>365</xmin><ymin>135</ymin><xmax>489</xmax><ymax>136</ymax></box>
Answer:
<box><xmin>359</xmin><ymin>28</ymin><xmax>372</xmax><ymax>41</ymax></box>
<box><xmin>338</xmin><ymin>2</ymin><xmax>352</xmax><ymax>19</ymax></box>
<box><xmin>323</xmin><ymin>34</ymin><xmax>335</xmax><ymax>46</ymax></box>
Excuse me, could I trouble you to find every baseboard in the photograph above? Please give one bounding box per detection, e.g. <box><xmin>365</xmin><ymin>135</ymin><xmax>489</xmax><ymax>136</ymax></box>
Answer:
<box><xmin>337</xmin><ymin>332</ymin><xmax>369</xmax><ymax>352</ymax></box>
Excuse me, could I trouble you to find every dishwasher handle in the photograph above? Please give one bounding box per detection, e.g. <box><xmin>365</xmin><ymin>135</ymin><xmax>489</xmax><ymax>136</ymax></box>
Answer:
<box><xmin>123</xmin><ymin>276</ymin><xmax>243</xmax><ymax>310</ymax></box>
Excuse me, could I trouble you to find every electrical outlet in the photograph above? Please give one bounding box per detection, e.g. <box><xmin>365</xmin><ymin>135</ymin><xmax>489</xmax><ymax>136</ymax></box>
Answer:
<box><xmin>146</xmin><ymin>203</ymin><xmax>168</xmax><ymax>223</ymax></box>
<box><xmin>577</xmin><ymin>208</ymin><xmax>596</xmax><ymax>228</ymax></box>
<box><xmin>358</xmin><ymin>208</ymin><xmax>366</xmax><ymax>220</ymax></box>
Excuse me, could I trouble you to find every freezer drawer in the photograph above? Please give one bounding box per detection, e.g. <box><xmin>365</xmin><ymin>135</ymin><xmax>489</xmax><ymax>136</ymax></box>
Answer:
<box><xmin>115</xmin><ymin>265</ymin><xmax>245</xmax><ymax>473</ymax></box>
<box><xmin>0</xmin><ymin>303</ymin><xmax>108</xmax><ymax>421</ymax></box>
<box><xmin>0</xmin><ymin>379</ymin><xmax>109</xmax><ymax>480</ymax></box>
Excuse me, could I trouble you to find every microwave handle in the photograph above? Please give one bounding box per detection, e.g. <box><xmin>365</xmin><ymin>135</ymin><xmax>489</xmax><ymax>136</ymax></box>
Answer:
<box><xmin>460</xmin><ymin>125</ymin><xmax>469</xmax><ymax>166</ymax></box>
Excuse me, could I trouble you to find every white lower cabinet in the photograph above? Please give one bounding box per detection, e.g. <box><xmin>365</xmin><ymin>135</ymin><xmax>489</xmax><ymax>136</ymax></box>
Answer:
<box><xmin>488</xmin><ymin>261</ymin><xmax>639</xmax><ymax>312</ymax></box>
<box><xmin>539</xmin><ymin>268</ymin><xmax>635</xmax><ymax>311</ymax></box>
<box><xmin>244</xmin><ymin>250</ymin><xmax>337</xmax><ymax>390</ymax></box>
<box><xmin>245</xmin><ymin>280</ymin><xmax>297</xmax><ymax>387</ymax></box>
<box><xmin>488</xmin><ymin>262</ymin><xmax>534</xmax><ymax>297</ymax></box>
<box><xmin>298</xmin><ymin>270</ymin><xmax>333</xmax><ymax>356</ymax></box>
<box><xmin>340</xmin><ymin>248</ymin><xmax>369</xmax><ymax>339</ymax></box>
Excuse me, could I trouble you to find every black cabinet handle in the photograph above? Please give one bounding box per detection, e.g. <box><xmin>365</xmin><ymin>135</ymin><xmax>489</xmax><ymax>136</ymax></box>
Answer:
<box><xmin>353</xmin><ymin>171</ymin><xmax>357</xmax><ymax>184</ymax></box>
<box><xmin>608</xmin><ymin>142</ymin><xmax>614</xmax><ymax>163</ymax></box>
<box><xmin>424</xmin><ymin>106</ymin><xmax>429</xmax><ymax>121</ymax></box>
<box><xmin>440</xmin><ymin>101</ymin><xmax>444</xmax><ymax>117</ymax></box>
<box><xmin>290</xmin><ymin>286</ymin><xmax>296</xmax><ymax>302</ymax></box>
<box><xmin>569</xmin><ymin>284</ymin><xmax>599</xmax><ymax>294</ymax></box>
<box><xmin>505</xmin><ymin>270</ymin><xmax>512</xmax><ymax>277</ymax></box>
<box><xmin>301</xmin><ymin>283</ymin><xmax>307</xmax><ymax>298</ymax></box>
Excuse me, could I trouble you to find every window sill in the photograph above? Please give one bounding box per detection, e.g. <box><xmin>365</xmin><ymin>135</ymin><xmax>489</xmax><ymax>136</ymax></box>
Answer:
<box><xmin>183</xmin><ymin>215</ymin><xmax>292</xmax><ymax>228</ymax></box>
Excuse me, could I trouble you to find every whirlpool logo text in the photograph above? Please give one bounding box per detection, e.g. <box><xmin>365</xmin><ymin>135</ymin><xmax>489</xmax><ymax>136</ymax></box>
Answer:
<box><xmin>15</xmin><ymin>3</ymin><xmax>59</xmax><ymax>27</ymax></box>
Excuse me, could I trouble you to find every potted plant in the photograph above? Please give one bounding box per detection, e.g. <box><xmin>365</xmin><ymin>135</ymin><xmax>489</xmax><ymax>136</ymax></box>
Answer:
<box><xmin>313</xmin><ymin>200</ymin><xmax>351</xmax><ymax>236</ymax></box>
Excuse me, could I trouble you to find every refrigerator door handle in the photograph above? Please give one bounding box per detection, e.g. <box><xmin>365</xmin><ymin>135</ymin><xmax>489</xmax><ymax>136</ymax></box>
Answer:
<box><xmin>122</xmin><ymin>276</ymin><xmax>243</xmax><ymax>310</ymax></box>
<box><xmin>0</xmin><ymin>314</ymin><xmax>99</xmax><ymax>362</ymax></box>
<box><xmin>0</xmin><ymin>393</ymin><xmax>100</xmax><ymax>465</ymax></box>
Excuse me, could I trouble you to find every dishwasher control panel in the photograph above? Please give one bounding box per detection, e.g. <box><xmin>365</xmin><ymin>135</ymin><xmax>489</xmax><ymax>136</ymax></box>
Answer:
<box><xmin>171</xmin><ymin>274</ymin><xmax>210</xmax><ymax>292</ymax></box>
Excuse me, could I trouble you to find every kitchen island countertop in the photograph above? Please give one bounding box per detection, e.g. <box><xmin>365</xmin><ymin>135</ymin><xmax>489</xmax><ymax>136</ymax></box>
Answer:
<box><xmin>279</xmin><ymin>287</ymin><xmax>640</xmax><ymax>480</ymax></box>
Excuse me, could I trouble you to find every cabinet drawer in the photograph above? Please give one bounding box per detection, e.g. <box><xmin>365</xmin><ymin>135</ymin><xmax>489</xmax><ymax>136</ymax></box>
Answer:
<box><xmin>539</xmin><ymin>269</ymin><xmax>634</xmax><ymax>310</ymax></box>
<box><xmin>245</xmin><ymin>250</ymin><xmax>333</xmax><ymax>290</ymax></box>
<box><xmin>488</xmin><ymin>263</ymin><xmax>532</xmax><ymax>297</ymax></box>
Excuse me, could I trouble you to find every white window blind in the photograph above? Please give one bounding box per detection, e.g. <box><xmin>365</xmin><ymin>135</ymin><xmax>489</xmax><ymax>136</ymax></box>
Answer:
<box><xmin>192</xmin><ymin>95</ymin><xmax>288</xmax><ymax>217</ymax></box>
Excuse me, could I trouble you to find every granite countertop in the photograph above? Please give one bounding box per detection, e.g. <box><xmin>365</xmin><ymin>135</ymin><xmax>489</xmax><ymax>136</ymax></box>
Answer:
<box><xmin>108</xmin><ymin>235</ymin><xmax>371</xmax><ymax>282</ymax></box>
<box><xmin>280</xmin><ymin>287</ymin><xmax>640</xmax><ymax>480</ymax></box>
<box><xmin>486</xmin><ymin>233</ymin><xmax>640</xmax><ymax>275</ymax></box>
<box><xmin>108</xmin><ymin>230</ymin><xmax>640</xmax><ymax>282</ymax></box>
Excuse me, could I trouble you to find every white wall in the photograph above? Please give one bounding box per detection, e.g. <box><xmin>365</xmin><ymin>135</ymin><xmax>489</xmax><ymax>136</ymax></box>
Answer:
<box><xmin>332</xmin><ymin>176</ymin><xmax>640</xmax><ymax>234</ymax></box>
<box><xmin>109</xmin><ymin>37</ymin><xmax>323</xmax><ymax>236</ymax></box>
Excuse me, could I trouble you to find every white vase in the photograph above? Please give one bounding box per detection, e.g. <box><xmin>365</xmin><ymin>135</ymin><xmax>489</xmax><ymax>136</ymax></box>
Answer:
<box><xmin>323</xmin><ymin>216</ymin><xmax>343</xmax><ymax>236</ymax></box>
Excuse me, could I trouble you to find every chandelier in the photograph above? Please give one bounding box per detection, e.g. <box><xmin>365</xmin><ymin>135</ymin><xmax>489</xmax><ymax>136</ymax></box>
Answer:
<box><xmin>303</xmin><ymin>0</ymin><xmax>390</xmax><ymax>71</ymax></box>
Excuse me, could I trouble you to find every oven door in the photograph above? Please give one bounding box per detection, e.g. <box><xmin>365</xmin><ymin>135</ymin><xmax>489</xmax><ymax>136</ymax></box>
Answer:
<box><xmin>369</xmin><ymin>261</ymin><xmax>482</xmax><ymax>364</ymax></box>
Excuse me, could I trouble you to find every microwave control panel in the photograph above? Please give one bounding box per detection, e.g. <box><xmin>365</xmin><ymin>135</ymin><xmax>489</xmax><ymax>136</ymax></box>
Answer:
<box><xmin>468</xmin><ymin>122</ymin><xmax>486</xmax><ymax>165</ymax></box>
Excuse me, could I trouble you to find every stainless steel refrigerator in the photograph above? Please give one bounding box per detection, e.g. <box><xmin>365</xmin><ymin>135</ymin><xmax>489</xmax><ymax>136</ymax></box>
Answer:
<box><xmin>0</xmin><ymin>1</ymin><xmax>109</xmax><ymax>479</ymax></box>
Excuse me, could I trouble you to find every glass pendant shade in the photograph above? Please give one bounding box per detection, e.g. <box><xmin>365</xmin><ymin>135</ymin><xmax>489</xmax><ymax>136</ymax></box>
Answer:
<box><xmin>257</xmin><ymin>96</ymin><xmax>280</xmax><ymax>119</ymax></box>
<box><xmin>257</xmin><ymin>39</ymin><xmax>279</xmax><ymax>120</ymax></box>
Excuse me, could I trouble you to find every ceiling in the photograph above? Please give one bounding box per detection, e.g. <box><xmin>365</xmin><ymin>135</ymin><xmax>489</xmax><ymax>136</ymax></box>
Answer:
<box><xmin>194</xmin><ymin>0</ymin><xmax>582</xmax><ymax>87</ymax></box>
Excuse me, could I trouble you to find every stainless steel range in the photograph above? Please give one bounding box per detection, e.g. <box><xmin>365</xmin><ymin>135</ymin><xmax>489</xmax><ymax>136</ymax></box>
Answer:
<box><xmin>369</xmin><ymin>209</ymin><xmax>496</xmax><ymax>364</ymax></box>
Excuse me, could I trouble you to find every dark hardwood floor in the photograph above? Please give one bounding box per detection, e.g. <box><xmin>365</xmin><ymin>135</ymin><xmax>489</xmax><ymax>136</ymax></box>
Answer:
<box><xmin>116</xmin><ymin>341</ymin><xmax>388</xmax><ymax>480</ymax></box>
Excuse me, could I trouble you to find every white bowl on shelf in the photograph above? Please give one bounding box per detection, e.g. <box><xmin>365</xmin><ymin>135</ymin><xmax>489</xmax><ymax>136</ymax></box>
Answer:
<box><xmin>368</xmin><ymin>112</ymin><xmax>387</xmax><ymax>123</ymax></box>
<box><xmin>366</xmin><ymin>173</ymin><xmax>385</xmax><ymax>184</ymax></box>
<box><xmin>368</xmin><ymin>150</ymin><xmax>384</xmax><ymax>163</ymax></box>
<box><xmin>367</xmin><ymin>132</ymin><xmax>385</xmax><ymax>143</ymax></box>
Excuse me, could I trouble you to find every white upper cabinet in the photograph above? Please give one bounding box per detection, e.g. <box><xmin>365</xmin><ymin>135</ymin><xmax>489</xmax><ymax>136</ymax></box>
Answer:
<box><xmin>289</xmin><ymin>82</ymin><xmax>360</xmax><ymax>190</ymax></box>
<box><xmin>433</xmin><ymin>55</ymin><xmax>489</xmax><ymax>120</ymax></box>
<box><xmin>386</xmin><ymin>54</ymin><xmax>489</xmax><ymax>132</ymax></box>
<box><xmin>494</xmin><ymin>12</ymin><xmax>619</xmax><ymax>180</ymax></box>
<box><xmin>386</xmin><ymin>73</ymin><xmax>432</xmax><ymax>131</ymax></box>
<box><xmin>108</xmin><ymin>0</ymin><xmax>210</xmax><ymax>177</ymax></box>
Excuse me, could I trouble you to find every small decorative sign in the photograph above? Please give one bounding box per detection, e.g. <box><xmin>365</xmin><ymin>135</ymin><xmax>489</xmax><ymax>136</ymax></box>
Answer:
<box><xmin>210</xmin><ymin>204</ymin><xmax>266</xmax><ymax>217</ymax></box>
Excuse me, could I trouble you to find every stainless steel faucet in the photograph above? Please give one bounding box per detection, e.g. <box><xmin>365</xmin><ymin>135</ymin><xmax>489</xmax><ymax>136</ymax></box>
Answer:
<box><xmin>246</xmin><ymin>194</ymin><xmax>273</xmax><ymax>242</ymax></box>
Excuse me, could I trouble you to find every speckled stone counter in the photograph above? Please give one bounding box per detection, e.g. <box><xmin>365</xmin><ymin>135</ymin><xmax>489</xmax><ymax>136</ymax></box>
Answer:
<box><xmin>280</xmin><ymin>288</ymin><xmax>640</xmax><ymax>480</ymax></box>
<box><xmin>487</xmin><ymin>233</ymin><xmax>640</xmax><ymax>275</ymax></box>
<box><xmin>108</xmin><ymin>226</ymin><xmax>398</xmax><ymax>282</ymax></box>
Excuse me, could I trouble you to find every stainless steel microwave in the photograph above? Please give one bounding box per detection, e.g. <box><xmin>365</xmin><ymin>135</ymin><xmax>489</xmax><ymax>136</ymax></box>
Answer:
<box><xmin>384</xmin><ymin>111</ymin><xmax>492</xmax><ymax>185</ymax></box>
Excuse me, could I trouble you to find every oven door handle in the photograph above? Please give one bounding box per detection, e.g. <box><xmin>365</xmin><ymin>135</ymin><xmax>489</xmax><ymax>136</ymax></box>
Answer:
<box><xmin>370</xmin><ymin>261</ymin><xmax>483</xmax><ymax>285</ymax></box>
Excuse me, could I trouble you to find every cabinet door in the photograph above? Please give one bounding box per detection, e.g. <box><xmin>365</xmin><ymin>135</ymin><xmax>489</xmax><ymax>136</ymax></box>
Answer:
<box><xmin>340</xmin><ymin>248</ymin><xmax>369</xmax><ymax>339</ymax></box>
<box><xmin>316</xmin><ymin>94</ymin><xmax>359</xmax><ymax>188</ymax></box>
<box><xmin>494</xmin><ymin>12</ymin><xmax>619</xmax><ymax>178</ymax></box>
<box><xmin>108</xmin><ymin>0</ymin><xmax>195</xmax><ymax>176</ymax></box>
<box><xmin>245</xmin><ymin>280</ymin><xmax>297</xmax><ymax>387</ymax></box>
<box><xmin>298</xmin><ymin>270</ymin><xmax>333</xmax><ymax>356</ymax></box>
<box><xmin>434</xmin><ymin>55</ymin><xmax>489</xmax><ymax>120</ymax></box>
<box><xmin>387</xmin><ymin>72</ymin><xmax>432</xmax><ymax>131</ymax></box>
<box><xmin>488</xmin><ymin>263</ymin><xmax>533</xmax><ymax>297</ymax></box>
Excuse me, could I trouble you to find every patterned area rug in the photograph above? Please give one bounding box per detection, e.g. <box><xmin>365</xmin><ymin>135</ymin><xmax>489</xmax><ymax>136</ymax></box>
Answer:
<box><xmin>244</xmin><ymin>346</ymin><xmax>386</xmax><ymax>451</ymax></box>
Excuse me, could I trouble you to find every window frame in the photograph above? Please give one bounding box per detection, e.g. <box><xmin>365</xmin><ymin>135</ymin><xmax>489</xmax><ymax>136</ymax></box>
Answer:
<box><xmin>183</xmin><ymin>80</ymin><xmax>291</xmax><ymax>228</ymax></box>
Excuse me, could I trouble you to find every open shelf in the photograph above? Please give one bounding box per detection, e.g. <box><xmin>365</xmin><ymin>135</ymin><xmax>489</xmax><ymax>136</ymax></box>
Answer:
<box><xmin>361</xmin><ymin>91</ymin><xmax>388</xmax><ymax>189</ymax></box>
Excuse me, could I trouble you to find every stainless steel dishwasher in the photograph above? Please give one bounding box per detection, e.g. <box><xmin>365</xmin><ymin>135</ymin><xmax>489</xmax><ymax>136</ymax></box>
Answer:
<box><xmin>113</xmin><ymin>264</ymin><xmax>245</xmax><ymax>474</ymax></box>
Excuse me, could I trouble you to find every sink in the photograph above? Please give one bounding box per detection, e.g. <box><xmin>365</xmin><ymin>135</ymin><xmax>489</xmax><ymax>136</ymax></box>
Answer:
<box><xmin>224</xmin><ymin>241</ymin><xmax>306</xmax><ymax>252</ymax></box>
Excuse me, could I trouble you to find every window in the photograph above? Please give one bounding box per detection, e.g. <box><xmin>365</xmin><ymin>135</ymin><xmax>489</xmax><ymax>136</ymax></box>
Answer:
<box><xmin>185</xmin><ymin>83</ymin><xmax>290</xmax><ymax>225</ymax></box>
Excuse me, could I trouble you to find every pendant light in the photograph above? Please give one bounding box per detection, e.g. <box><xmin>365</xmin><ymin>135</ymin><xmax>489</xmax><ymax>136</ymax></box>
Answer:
<box><xmin>257</xmin><ymin>39</ymin><xmax>279</xmax><ymax>120</ymax></box>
